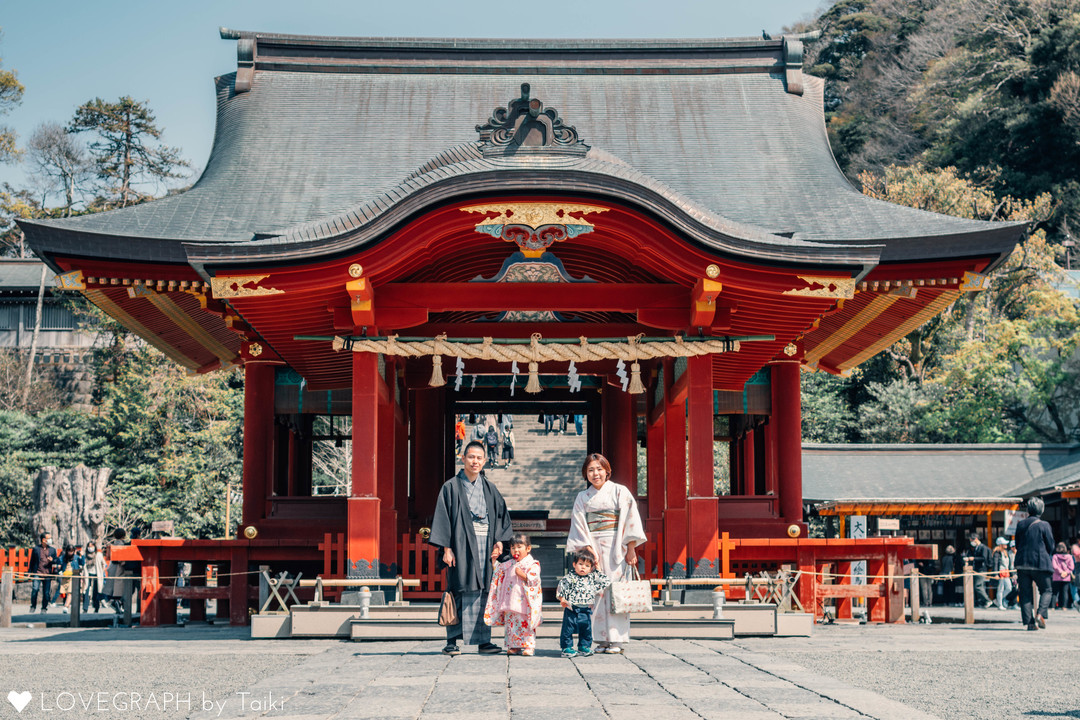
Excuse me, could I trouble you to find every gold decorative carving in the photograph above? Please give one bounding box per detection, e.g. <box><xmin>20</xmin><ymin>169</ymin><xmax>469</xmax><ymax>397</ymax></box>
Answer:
<box><xmin>348</xmin><ymin>263</ymin><xmax>364</xmax><ymax>278</ymax></box>
<box><xmin>783</xmin><ymin>342</ymin><xmax>798</xmax><ymax>357</ymax></box>
<box><xmin>959</xmin><ymin>271</ymin><xmax>990</xmax><ymax>292</ymax></box>
<box><xmin>461</xmin><ymin>202</ymin><xmax>608</xmax><ymax>229</ymax></box>
<box><xmin>461</xmin><ymin>203</ymin><xmax>609</xmax><ymax>257</ymax></box>
<box><xmin>782</xmin><ymin>276</ymin><xmax>856</xmax><ymax>300</ymax></box>
<box><xmin>210</xmin><ymin>275</ymin><xmax>285</xmax><ymax>299</ymax></box>
<box><xmin>249</xmin><ymin>342</ymin><xmax>264</xmax><ymax>357</ymax></box>
<box><xmin>705</xmin><ymin>264</ymin><xmax>721</xmax><ymax>279</ymax></box>
<box><xmin>55</xmin><ymin>270</ymin><xmax>86</xmax><ymax>291</ymax></box>
<box><xmin>127</xmin><ymin>285</ymin><xmax>155</xmax><ymax>299</ymax></box>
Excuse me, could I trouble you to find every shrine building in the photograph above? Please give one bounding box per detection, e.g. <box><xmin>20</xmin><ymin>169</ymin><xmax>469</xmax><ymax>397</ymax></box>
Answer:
<box><xmin>19</xmin><ymin>30</ymin><xmax>1026</xmax><ymax>623</ymax></box>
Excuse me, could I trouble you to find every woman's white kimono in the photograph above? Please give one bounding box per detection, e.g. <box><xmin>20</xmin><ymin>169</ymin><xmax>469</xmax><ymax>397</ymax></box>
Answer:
<box><xmin>566</xmin><ymin>480</ymin><xmax>646</xmax><ymax>647</ymax></box>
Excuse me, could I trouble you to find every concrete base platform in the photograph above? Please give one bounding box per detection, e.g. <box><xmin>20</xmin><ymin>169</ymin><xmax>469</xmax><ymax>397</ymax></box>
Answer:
<box><xmin>776</xmin><ymin>611</ymin><xmax>814</xmax><ymax>636</ymax></box>
<box><xmin>250</xmin><ymin>601</ymin><xmax>800</xmax><ymax>640</ymax></box>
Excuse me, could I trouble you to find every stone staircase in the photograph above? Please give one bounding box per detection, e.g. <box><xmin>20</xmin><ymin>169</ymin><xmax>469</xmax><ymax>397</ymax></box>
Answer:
<box><xmin>482</xmin><ymin>423</ymin><xmax>588</xmax><ymax>519</ymax></box>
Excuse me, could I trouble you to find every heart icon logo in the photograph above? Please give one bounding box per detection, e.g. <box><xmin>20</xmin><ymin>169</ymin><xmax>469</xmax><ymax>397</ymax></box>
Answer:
<box><xmin>7</xmin><ymin>691</ymin><xmax>31</xmax><ymax>713</ymax></box>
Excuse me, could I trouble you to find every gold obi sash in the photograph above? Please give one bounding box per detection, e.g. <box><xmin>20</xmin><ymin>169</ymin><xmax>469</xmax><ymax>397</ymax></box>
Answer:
<box><xmin>586</xmin><ymin>510</ymin><xmax>618</xmax><ymax>534</ymax></box>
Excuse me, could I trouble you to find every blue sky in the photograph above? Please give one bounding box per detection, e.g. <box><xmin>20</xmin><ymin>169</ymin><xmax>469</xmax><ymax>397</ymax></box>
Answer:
<box><xmin>0</xmin><ymin>0</ymin><xmax>825</xmax><ymax>196</ymax></box>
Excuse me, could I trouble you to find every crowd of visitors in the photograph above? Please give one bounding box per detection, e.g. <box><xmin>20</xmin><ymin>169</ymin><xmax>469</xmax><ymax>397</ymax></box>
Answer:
<box><xmin>912</xmin><ymin>497</ymin><xmax>1080</xmax><ymax>628</ymax></box>
<box><xmin>23</xmin><ymin>527</ymin><xmax>140</xmax><ymax>617</ymax></box>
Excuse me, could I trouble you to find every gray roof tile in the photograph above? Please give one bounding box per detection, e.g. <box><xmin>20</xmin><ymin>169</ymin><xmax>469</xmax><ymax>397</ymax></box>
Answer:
<box><xmin>20</xmin><ymin>36</ymin><xmax>1025</xmax><ymax>269</ymax></box>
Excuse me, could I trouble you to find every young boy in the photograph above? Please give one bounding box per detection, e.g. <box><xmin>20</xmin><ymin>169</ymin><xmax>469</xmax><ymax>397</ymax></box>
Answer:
<box><xmin>556</xmin><ymin>549</ymin><xmax>610</xmax><ymax>657</ymax></box>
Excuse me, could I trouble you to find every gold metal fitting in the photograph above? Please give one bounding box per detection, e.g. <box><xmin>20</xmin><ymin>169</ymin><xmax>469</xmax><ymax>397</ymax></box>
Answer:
<box><xmin>348</xmin><ymin>263</ymin><xmax>364</xmax><ymax>278</ymax></box>
<box><xmin>243</xmin><ymin>525</ymin><xmax>258</xmax><ymax>539</ymax></box>
<box><xmin>419</xmin><ymin>527</ymin><xmax>432</xmax><ymax>540</ymax></box>
<box><xmin>787</xmin><ymin>524</ymin><xmax>801</xmax><ymax>538</ymax></box>
<box><xmin>705</xmin><ymin>264</ymin><xmax>720</xmax><ymax>279</ymax></box>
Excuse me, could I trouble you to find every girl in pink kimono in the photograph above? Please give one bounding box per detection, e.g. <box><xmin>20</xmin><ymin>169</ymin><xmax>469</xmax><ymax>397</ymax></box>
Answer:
<box><xmin>484</xmin><ymin>533</ymin><xmax>542</xmax><ymax>655</ymax></box>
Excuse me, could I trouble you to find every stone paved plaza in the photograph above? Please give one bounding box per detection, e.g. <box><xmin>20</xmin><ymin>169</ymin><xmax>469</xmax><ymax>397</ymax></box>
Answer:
<box><xmin>2</xmin><ymin>605</ymin><xmax>1079</xmax><ymax>719</ymax></box>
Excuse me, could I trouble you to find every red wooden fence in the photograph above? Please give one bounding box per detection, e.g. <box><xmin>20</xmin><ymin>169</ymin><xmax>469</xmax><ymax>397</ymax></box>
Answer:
<box><xmin>0</xmin><ymin>548</ymin><xmax>31</xmax><ymax>577</ymax></box>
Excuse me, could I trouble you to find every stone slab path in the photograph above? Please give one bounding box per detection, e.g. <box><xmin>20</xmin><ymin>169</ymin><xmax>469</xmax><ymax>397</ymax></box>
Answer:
<box><xmin>188</xmin><ymin>637</ymin><xmax>939</xmax><ymax>720</ymax></box>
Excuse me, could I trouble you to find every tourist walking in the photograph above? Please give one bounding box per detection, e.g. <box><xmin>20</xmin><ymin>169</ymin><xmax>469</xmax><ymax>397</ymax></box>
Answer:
<box><xmin>566</xmin><ymin>452</ymin><xmax>647</xmax><ymax>654</ymax></box>
<box><xmin>992</xmin><ymin>538</ymin><xmax>1013</xmax><ymax>610</ymax></box>
<box><xmin>1051</xmin><ymin>542</ymin><xmax>1074</xmax><ymax>609</ymax></box>
<box><xmin>82</xmin><ymin>540</ymin><xmax>106</xmax><ymax>613</ymax></box>
<box><xmin>962</xmin><ymin>533</ymin><xmax>993</xmax><ymax>608</ymax></box>
<box><xmin>54</xmin><ymin>544</ymin><xmax>83</xmax><ymax>613</ymax></box>
<box><xmin>454</xmin><ymin>416</ymin><xmax>466</xmax><ymax>455</ymax></box>
<box><xmin>429</xmin><ymin>440</ymin><xmax>513</xmax><ymax>656</ymax></box>
<box><xmin>1071</xmin><ymin>541</ymin><xmax>1080</xmax><ymax>610</ymax></box>
<box><xmin>484</xmin><ymin>425</ymin><xmax>500</xmax><ymax>468</ymax></box>
<box><xmin>501</xmin><ymin>427</ymin><xmax>515</xmax><ymax>468</ymax></box>
<box><xmin>939</xmin><ymin>545</ymin><xmax>957</xmax><ymax>605</ymax></box>
<box><xmin>28</xmin><ymin>532</ymin><xmax>58</xmax><ymax>613</ymax></box>
<box><xmin>484</xmin><ymin>533</ymin><xmax>542</xmax><ymax>656</ymax></box>
<box><xmin>1014</xmin><ymin>497</ymin><xmax>1055</xmax><ymax>630</ymax></box>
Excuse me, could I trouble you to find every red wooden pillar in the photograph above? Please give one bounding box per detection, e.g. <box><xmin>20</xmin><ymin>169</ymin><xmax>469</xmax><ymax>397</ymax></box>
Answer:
<box><xmin>139</xmin><ymin>547</ymin><xmax>161</xmax><ymax>627</ymax></box>
<box><xmin>241</xmin><ymin>363</ymin><xmax>275</xmax><ymax>528</ymax></box>
<box><xmin>602</xmin><ymin>378</ymin><xmax>636</xmax><ymax>491</ymax></box>
<box><xmin>229</xmin><ymin>545</ymin><xmax>248</xmax><ymax>625</ymax></box>
<box><xmin>645</xmin><ymin>385</ymin><xmax>665</xmax><ymax>550</ymax></box>
<box><xmin>686</xmin><ymin>355</ymin><xmax>719</xmax><ymax>576</ymax></box>
<box><xmin>410</xmin><ymin>388</ymin><xmax>446</xmax><ymax>525</ymax></box>
<box><xmin>797</xmin><ymin>546</ymin><xmax>817</xmax><ymax>618</ymax></box>
<box><xmin>349</xmin><ymin>352</ymin><xmax>381</xmax><ymax>578</ymax></box>
<box><xmin>740</xmin><ymin>428</ymin><xmax>755</xmax><ymax>495</ymax></box>
<box><xmin>662</xmin><ymin>359</ymin><xmax>688</xmax><ymax>577</ymax></box>
<box><xmin>770</xmin><ymin>359</ymin><xmax>805</xmax><ymax>529</ymax></box>
<box><xmin>377</xmin><ymin>358</ymin><xmax>398</xmax><ymax>576</ymax></box>
<box><xmin>394</xmin><ymin>383</ymin><xmax>409</xmax><ymax>537</ymax></box>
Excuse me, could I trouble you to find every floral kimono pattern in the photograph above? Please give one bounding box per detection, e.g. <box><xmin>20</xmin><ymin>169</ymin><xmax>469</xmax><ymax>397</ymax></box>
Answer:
<box><xmin>484</xmin><ymin>554</ymin><xmax>542</xmax><ymax>650</ymax></box>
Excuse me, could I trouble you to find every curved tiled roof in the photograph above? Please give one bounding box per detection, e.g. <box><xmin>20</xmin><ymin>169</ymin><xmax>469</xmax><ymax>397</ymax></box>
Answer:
<box><xmin>20</xmin><ymin>34</ymin><xmax>1024</xmax><ymax>269</ymax></box>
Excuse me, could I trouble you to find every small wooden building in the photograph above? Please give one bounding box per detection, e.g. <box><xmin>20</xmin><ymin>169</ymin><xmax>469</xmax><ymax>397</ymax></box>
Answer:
<box><xmin>19</xmin><ymin>31</ymin><xmax>1026</xmax><ymax>623</ymax></box>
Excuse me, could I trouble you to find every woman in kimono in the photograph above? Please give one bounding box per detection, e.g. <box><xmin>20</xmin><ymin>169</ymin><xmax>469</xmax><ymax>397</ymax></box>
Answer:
<box><xmin>566</xmin><ymin>452</ymin><xmax>647</xmax><ymax>654</ymax></box>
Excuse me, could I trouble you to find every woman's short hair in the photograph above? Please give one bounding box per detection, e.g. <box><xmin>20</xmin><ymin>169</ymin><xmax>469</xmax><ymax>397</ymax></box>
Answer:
<box><xmin>580</xmin><ymin>453</ymin><xmax>612</xmax><ymax>482</ymax></box>
<box><xmin>1026</xmin><ymin>496</ymin><xmax>1045</xmax><ymax>517</ymax></box>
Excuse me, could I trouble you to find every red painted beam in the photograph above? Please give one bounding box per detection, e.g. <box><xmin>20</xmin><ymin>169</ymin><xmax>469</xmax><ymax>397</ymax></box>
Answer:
<box><xmin>376</xmin><ymin>283</ymin><xmax>687</xmax><ymax>312</ymax></box>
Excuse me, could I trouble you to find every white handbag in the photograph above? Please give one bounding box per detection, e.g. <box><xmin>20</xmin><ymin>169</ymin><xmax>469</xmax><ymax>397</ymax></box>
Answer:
<box><xmin>609</xmin><ymin>566</ymin><xmax>653</xmax><ymax>614</ymax></box>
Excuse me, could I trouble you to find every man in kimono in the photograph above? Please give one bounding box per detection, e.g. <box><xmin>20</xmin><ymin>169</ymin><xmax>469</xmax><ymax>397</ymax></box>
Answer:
<box><xmin>429</xmin><ymin>440</ymin><xmax>514</xmax><ymax>655</ymax></box>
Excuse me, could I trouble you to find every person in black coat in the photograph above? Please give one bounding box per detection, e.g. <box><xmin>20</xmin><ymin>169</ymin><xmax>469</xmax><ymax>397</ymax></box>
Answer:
<box><xmin>962</xmin><ymin>533</ymin><xmax>993</xmax><ymax>608</ymax></box>
<box><xmin>28</xmin><ymin>532</ymin><xmax>58</xmax><ymax>613</ymax></box>
<box><xmin>1015</xmin><ymin>496</ymin><xmax>1056</xmax><ymax>630</ymax></box>
<box><xmin>429</xmin><ymin>440</ymin><xmax>513</xmax><ymax>656</ymax></box>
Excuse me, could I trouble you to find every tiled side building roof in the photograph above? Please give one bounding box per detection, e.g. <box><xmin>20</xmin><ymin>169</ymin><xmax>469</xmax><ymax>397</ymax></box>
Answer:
<box><xmin>803</xmin><ymin>444</ymin><xmax>1080</xmax><ymax>503</ymax></box>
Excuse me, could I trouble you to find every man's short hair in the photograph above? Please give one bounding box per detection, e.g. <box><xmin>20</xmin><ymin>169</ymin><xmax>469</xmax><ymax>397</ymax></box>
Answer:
<box><xmin>1026</xmin><ymin>496</ymin><xmax>1045</xmax><ymax>517</ymax></box>
<box><xmin>39</xmin><ymin>532</ymin><xmax>48</xmax><ymax>541</ymax></box>
<box><xmin>463</xmin><ymin>440</ymin><xmax>486</xmax><ymax>457</ymax></box>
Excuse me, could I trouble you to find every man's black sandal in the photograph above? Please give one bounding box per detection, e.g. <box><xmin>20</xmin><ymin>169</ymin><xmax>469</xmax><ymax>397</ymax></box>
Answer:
<box><xmin>442</xmin><ymin>644</ymin><xmax>460</xmax><ymax>656</ymax></box>
<box><xmin>478</xmin><ymin>643</ymin><xmax>502</xmax><ymax>654</ymax></box>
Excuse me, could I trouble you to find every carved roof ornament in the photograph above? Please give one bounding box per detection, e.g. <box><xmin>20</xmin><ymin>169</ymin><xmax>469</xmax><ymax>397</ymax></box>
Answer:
<box><xmin>476</xmin><ymin>83</ymin><xmax>588</xmax><ymax>157</ymax></box>
<box><xmin>461</xmin><ymin>202</ymin><xmax>608</xmax><ymax>257</ymax></box>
